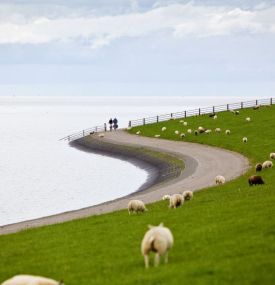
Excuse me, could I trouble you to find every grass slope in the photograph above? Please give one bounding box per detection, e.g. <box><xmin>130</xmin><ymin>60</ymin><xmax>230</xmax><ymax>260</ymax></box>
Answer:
<box><xmin>1</xmin><ymin>106</ymin><xmax>275</xmax><ymax>285</ymax></box>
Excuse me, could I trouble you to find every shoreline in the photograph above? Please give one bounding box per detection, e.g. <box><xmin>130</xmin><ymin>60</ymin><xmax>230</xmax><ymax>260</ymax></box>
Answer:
<box><xmin>0</xmin><ymin>130</ymin><xmax>249</xmax><ymax>236</ymax></box>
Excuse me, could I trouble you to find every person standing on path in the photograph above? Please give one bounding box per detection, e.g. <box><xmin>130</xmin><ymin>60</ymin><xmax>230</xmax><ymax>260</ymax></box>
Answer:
<box><xmin>113</xmin><ymin>117</ymin><xmax>118</xmax><ymax>131</ymax></box>
<box><xmin>108</xmin><ymin>118</ymin><xmax>113</xmax><ymax>131</ymax></box>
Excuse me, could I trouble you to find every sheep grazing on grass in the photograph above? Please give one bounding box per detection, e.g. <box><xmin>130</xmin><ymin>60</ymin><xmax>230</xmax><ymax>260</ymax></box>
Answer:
<box><xmin>215</xmin><ymin>128</ymin><xmax>221</xmax><ymax>133</ymax></box>
<box><xmin>246</xmin><ymin>117</ymin><xmax>251</xmax><ymax>122</ymax></box>
<box><xmin>1</xmin><ymin>275</ymin><xmax>64</xmax><ymax>285</ymax></box>
<box><xmin>194</xmin><ymin>130</ymin><xmax>198</xmax><ymax>136</ymax></box>
<box><xmin>255</xmin><ymin>163</ymin><xmax>262</xmax><ymax>172</ymax></box>
<box><xmin>248</xmin><ymin>175</ymin><xmax>264</xmax><ymax>186</ymax></box>
<box><xmin>215</xmin><ymin>175</ymin><xmax>226</xmax><ymax>185</ymax></box>
<box><xmin>182</xmin><ymin>191</ymin><xmax>193</xmax><ymax>201</ymax></box>
<box><xmin>128</xmin><ymin>200</ymin><xmax>147</xmax><ymax>214</ymax></box>
<box><xmin>174</xmin><ymin>130</ymin><xmax>179</xmax><ymax>135</ymax></box>
<box><xmin>163</xmin><ymin>194</ymin><xmax>184</xmax><ymax>208</ymax></box>
<box><xmin>225</xmin><ymin>130</ymin><xmax>231</xmax><ymax>135</ymax></box>
<box><xmin>136</xmin><ymin>131</ymin><xmax>141</xmax><ymax>135</ymax></box>
<box><xmin>231</xmin><ymin>110</ymin><xmax>240</xmax><ymax>115</ymax></box>
<box><xmin>183</xmin><ymin>122</ymin><xmax>188</xmax><ymax>126</ymax></box>
<box><xmin>161</xmin><ymin>127</ymin><xmax>166</xmax><ymax>131</ymax></box>
<box><xmin>141</xmin><ymin>223</ymin><xmax>174</xmax><ymax>268</ymax></box>
<box><xmin>213</xmin><ymin>115</ymin><xmax>217</xmax><ymax>119</ymax></box>
<box><xmin>270</xmin><ymin>153</ymin><xmax>275</xmax><ymax>160</ymax></box>
<box><xmin>198</xmin><ymin>126</ymin><xmax>205</xmax><ymax>133</ymax></box>
<box><xmin>209</xmin><ymin>113</ymin><xmax>216</xmax><ymax>118</ymax></box>
<box><xmin>154</xmin><ymin>135</ymin><xmax>160</xmax><ymax>138</ymax></box>
<box><xmin>187</xmin><ymin>129</ymin><xmax>192</xmax><ymax>134</ymax></box>
<box><xmin>205</xmin><ymin>129</ymin><xmax>212</xmax><ymax>134</ymax></box>
<box><xmin>180</xmin><ymin>133</ymin><xmax>185</xmax><ymax>138</ymax></box>
<box><xmin>243</xmin><ymin>137</ymin><xmax>248</xmax><ymax>143</ymax></box>
<box><xmin>98</xmin><ymin>133</ymin><xmax>105</xmax><ymax>138</ymax></box>
<box><xmin>262</xmin><ymin>160</ymin><xmax>273</xmax><ymax>169</ymax></box>
<box><xmin>253</xmin><ymin>105</ymin><xmax>260</xmax><ymax>110</ymax></box>
<box><xmin>179</xmin><ymin>120</ymin><xmax>184</xmax><ymax>123</ymax></box>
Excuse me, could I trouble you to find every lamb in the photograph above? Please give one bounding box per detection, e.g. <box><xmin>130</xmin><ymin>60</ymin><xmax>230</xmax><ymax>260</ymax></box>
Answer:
<box><xmin>1</xmin><ymin>275</ymin><xmax>63</xmax><ymax>285</ymax></box>
<box><xmin>154</xmin><ymin>135</ymin><xmax>160</xmax><ymax>138</ymax></box>
<box><xmin>253</xmin><ymin>105</ymin><xmax>260</xmax><ymax>110</ymax></box>
<box><xmin>198</xmin><ymin>126</ymin><xmax>205</xmax><ymax>133</ymax></box>
<box><xmin>213</xmin><ymin>115</ymin><xmax>217</xmax><ymax>120</ymax></box>
<box><xmin>255</xmin><ymin>163</ymin><xmax>262</xmax><ymax>172</ymax></box>
<box><xmin>246</xmin><ymin>117</ymin><xmax>251</xmax><ymax>122</ymax></box>
<box><xmin>270</xmin><ymin>153</ymin><xmax>275</xmax><ymax>160</ymax></box>
<box><xmin>174</xmin><ymin>130</ymin><xmax>179</xmax><ymax>135</ymax></box>
<box><xmin>141</xmin><ymin>223</ymin><xmax>174</xmax><ymax>268</ymax></box>
<box><xmin>231</xmin><ymin>110</ymin><xmax>240</xmax><ymax>115</ymax></box>
<box><xmin>182</xmin><ymin>191</ymin><xmax>193</xmax><ymax>201</ymax></box>
<box><xmin>136</xmin><ymin>131</ymin><xmax>141</xmax><ymax>135</ymax></box>
<box><xmin>128</xmin><ymin>200</ymin><xmax>147</xmax><ymax>214</ymax></box>
<box><xmin>215</xmin><ymin>128</ymin><xmax>221</xmax><ymax>133</ymax></box>
<box><xmin>98</xmin><ymin>133</ymin><xmax>105</xmax><ymax>138</ymax></box>
<box><xmin>225</xmin><ymin>130</ymin><xmax>231</xmax><ymax>135</ymax></box>
<box><xmin>209</xmin><ymin>113</ymin><xmax>216</xmax><ymax>118</ymax></box>
<box><xmin>248</xmin><ymin>175</ymin><xmax>264</xmax><ymax>186</ymax></box>
<box><xmin>161</xmin><ymin>127</ymin><xmax>166</xmax><ymax>131</ymax></box>
<box><xmin>205</xmin><ymin>129</ymin><xmax>212</xmax><ymax>134</ymax></box>
<box><xmin>163</xmin><ymin>194</ymin><xmax>184</xmax><ymax>208</ymax></box>
<box><xmin>262</xmin><ymin>160</ymin><xmax>273</xmax><ymax>169</ymax></box>
<box><xmin>187</xmin><ymin>129</ymin><xmax>192</xmax><ymax>134</ymax></box>
<box><xmin>183</xmin><ymin>122</ymin><xmax>188</xmax><ymax>126</ymax></box>
<box><xmin>180</xmin><ymin>133</ymin><xmax>185</xmax><ymax>138</ymax></box>
<box><xmin>243</xmin><ymin>137</ymin><xmax>248</xmax><ymax>143</ymax></box>
<box><xmin>215</xmin><ymin>175</ymin><xmax>226</xmax><ymax>185</ymax></box>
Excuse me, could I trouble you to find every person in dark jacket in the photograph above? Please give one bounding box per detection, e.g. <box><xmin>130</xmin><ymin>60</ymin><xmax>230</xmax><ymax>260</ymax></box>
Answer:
<box><xmin>108</xmin><ymin>118</ymin><xmax>113</xmax><ymax>131</ymax></box>
<box><xmin>113</xmin><ymin>118</ymin><xmax>118</xmax><ymax>130</ymax></box>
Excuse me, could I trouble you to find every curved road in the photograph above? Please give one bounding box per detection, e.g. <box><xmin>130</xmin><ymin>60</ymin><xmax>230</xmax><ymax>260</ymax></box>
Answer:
<box><xmin>0</xmin><ymin>130</ymin><xmax>249</xmax><ymax>235</ymax></box>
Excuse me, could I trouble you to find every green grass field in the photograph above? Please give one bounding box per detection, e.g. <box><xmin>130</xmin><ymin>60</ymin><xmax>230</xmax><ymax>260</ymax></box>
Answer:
<box><xmin>1</xmin><ymin>106</ymin><xmax>275</xmax><ymax>285</ymax></box>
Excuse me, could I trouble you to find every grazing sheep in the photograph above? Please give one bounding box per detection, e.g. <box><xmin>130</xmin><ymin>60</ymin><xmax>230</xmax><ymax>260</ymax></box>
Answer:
<box><xmin>154</xmin><ymin>134</ymin><xmax>160</xmax><ymax>138</ymax></box>
<box><xmin>187</xmin><ymin>129</ymin><xmax>192</xmax><ymax>134</ymax></box>
<box><xmin>209</xmin><ymin>113</ymin><xmax>216</xmax><ymax>118</ymax></box>
<box><xmin>215</xmin><ymin>175</ymin><xmax>226</xmax><ymax>185</ymax></box>
<box><xmin>205</xmin><ymin>129</ymin><xmax>212</xmax><ymax>134</ymax></box>
<box><xmin>243</xmin><ymin>137</ymin><xmax>248</xmax><ymax>143</ymax></box>
<box><xmin>1</xmin><ymin>275</ymin><xmax>63</xmax><ymax>285</ymax></box>
<box><xmin>163</xmin><ymin>194</ymin><xmax>184</xmax><ymax>208</ymax></box>
<box><xmin>179</xmin><ymin>120</ymin><xmax>184</xmax><ymax>123</ymax></box>
<box><xmin>213</xmin><ymin>115</ymin><xmax>217</xmax><ymax>119</ymax></box>
<box><xmin>161</xmin><ymin>127</ymin><xmax>166</xmax><ymax>131</ymax></box>
<box><xmin>174</xmin><ymin>130</ymin><xmax>179</xmax><ymax>135</ymax></box>
<box><xmin>182</xmin><ymin>191</ymin><xmax>193</xmax><ymax>201</ymax></box>
<box><xmin>128</xmin><ymin>200</ymin><xmax>147</xmax><ymax>214</ymax></box>
<box><xmin>162</xmin><ymin>194</ymin><xmax>171</xmax><ymax>201</ymax></box>
<box><xmin>262</xmin><ymin>160</ymin><xmax>273</xmax><ymax>169</ymax></box>
<box><xmin>248</xmin><ymin>175</ymin><xmax>264</xmax><ymax>186</ymax></box>
<box><xmin>270</xmin><ymin>153</ymin><xmax>275</xmax><ymax>160</ymax></box>
<box><xmin>230</xmin><ymin>110</ymin><xmax>239</xmax><ymax>115</ymax></box>
<box><xmin>98</xmin><ymin>133</ymin><xmax>105</xmax><ymax>138</ymax></box>
<box><xmin>194</xmin><ymin>130</ymin><xmax>198</xmax><ymax>136</ymax></box>
<box><xmin>215</xmin><ymin>128</ymin><xmax>221</xmax><ymax>133</ymax></box>
<box><xmin>183</xmin><ymin>122</ymin><xmax>188</xmax><ymax>126</ymax></box>
<box><xmin>180</xmin><ymin>133</ymin><xmax>185</xmax><ymax>138</ymax></box>
<box><xmin>198</xmin><ymin>126</ymin><xmax>205</xmax><ymax>133</ymax></box>
<box><xmin>136</xmin><ymin>131</ymin><xmax>141</xmax><ymax>135</ymax></box>
<box><xmin>225</xmin><ymin>130</ymin><xmax>231</xmax><ymax>135</ymax></box>
<box><xmin>141</xmin><ymin>223</ymin><xmax>174</xmax><ymax>268</ymax></box>
<box><xmin>246</xmin><ymin>117</ymin><xmax>251</xmax><ymax>122</ymax></box>
<box><xmin>255</xmin><ymin>163</ymin><xmax>262</xmax><ymax>172</ymax></box>
<box><xmin>253</xmin><ymin>105</ymin><xmax>260</xmax><ymax>110</ymax></box>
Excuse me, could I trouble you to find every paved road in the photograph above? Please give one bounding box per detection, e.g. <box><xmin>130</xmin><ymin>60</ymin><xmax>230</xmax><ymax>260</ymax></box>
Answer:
<box><xmin>0</xmin><ymin>130</ymin><xmax>250</xmax><ymax>235</ymax></box>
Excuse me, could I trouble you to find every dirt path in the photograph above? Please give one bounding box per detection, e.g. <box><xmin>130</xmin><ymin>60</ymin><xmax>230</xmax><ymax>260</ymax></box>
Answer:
<box><xmin>0</xmin><ymin>130</ymin><xmax>249</xmax><ymax>235</ymax></box>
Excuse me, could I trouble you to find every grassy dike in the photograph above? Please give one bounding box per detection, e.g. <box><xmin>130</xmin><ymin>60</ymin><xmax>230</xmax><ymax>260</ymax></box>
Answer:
<box><xmin>1</xmin><ymin>106</ymin><xmax>275</xmax><ymax>285</ymax></box>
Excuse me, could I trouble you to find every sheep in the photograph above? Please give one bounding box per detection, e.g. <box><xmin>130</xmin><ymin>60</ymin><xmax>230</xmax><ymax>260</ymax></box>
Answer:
<box><xmin>215</xmin><ymin>175</ymin><xmax>226</xmax><ymax>185</ymax></box>
<box><xmin>1</xmin><ymin>275</ymin><xmax>63</xmax><ymax>285</ymax></box>
<box><xmin>231</xmin><ymin>110</ymin><xmax>240</xmax><ymax>115</ymax></box>
<box><xmin>154</xmin><ymin>135</ymin><xmax>160</xmax><ymax>138</ymax></box>
<box><xmin>194</xmin><ymin>130</ymin><xmax>198</xmax><ymax>136</ymax></box>
<box><xmin>179</xmin><ymin>120</ymin><xmax>184</xmax><ymax>123</ymax></box>
<box><xmin>253</xmin><ymin>105</ymin><xmax>260</xmax><ymax>110</ymax></box>
<box><xmin>187</xmin><ymin>129</ymin><xmax>192</xmax><ymax>134</ymax></box>
<box><xmin>136</xmin><ymin>131</ymin><xmax>141</xmax><ymax>135</ymax></box>
<box><xmin>180</xmin><ymin>133</ymin><xmax>185</xmax><ymax>138</ymax></box>
<box><xmin>213</xmin><ymin>115</ymin><xmax>217</xmax><ymax>119</ymax></box>
<box><xmin>255</xmin><ymin>163</ymin><xmax>262</xmax><ymax>172</ymax></box>
<box><xmin>163</xmin><ymin>194</ymin><xmax>184</xmax><ymax>208</ymax></box>
<box><xmin>225</xmin><ymin>130</ymin><xmax>231</xmax><ymax>135</ymax></box>
<box><xmin>98</xmin><ymin>133</ymin><xmax>105</xmax><ymax>138</ymax></box>
<box><xmin>198</xmin><ymin>126</ymin><xmax>205</xmax><ymax>133</ymax></box>
<box><xmin>174</xmin><ymin>130</ymin><xmax>179</xmax><ymax>135</ymax></box>
<box><xmin>182</xmin><ymin>191</ymin><xmax>193</xmax><ymax>201</ymax></box>
<box><xmin>209</xmin><ymin>113</ymin><xmax>216</xmax><ymax>118</ymax></box>
<box><xmin>205</xmin><ymin>129</ymin><xmax>212</xmax><ymax>134</ymax></box>
<box><xmin>246</xmin><ymin>117</ymin><xmax>251</xmax><ymax>122</ymax></box>
<box><xmin>262</xmin><ymin>160</ymin><xmax>273</xmax><ymax>169</ymax></box>
<box><xmin>128</xmin><ymin>200</ymin><xmax>147</xmax><ymax>214</ymax></box>
<box><xmin>243</xmin><ymin>137</ymin><xmax>248</xmax><ymax>143</ymax></box>
<box><xmin>183</xmin><ymin>122</ymin><xmax>188</xmax><ymax>126</ymax></box>
<box><xmin>248</xmin><ymin>175</ymin><xmax>264</xmax><ymax>186</ymax></box>
<box><xmin>215</xmin><ymin>128</ymin><xmax>221</xmax><ymax>133</ymax></box>
<box><xmin>270</xmin><ymin>153</ymin><xmax>275</xmax><ymax>160</ymax></box>
<box><xmin>141</xmin><ymin>223</ymin><xmax>174</xmax><ymax>268</ymax></box>
<box><xmin>161</xmin><ymin>127</ymin><xmax>166</xmax><ymax>131</ymax></box>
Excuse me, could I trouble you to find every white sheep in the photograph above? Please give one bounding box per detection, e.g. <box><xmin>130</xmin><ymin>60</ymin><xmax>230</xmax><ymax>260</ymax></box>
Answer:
<box><xmin>187</xmin><ymin>129</ymin><xmax>192</xmax><ymax>134</ymax></box>
<box><xmin>215</xmin><ymin>175</ymin><xmax>226</xmax><ymax>185</ymax></box>
<box><xmin>213</xmin><ymin>115</ymin><xmax>217</xmax><ymax>119</ymax></box>
<box><xmin>183</xmin><ymin>122</ymin><xmax>188</xmax><ymax>126</ymax></box>
<box><xmin>198</xmin><ymin>126</ymin><xmax>204</xmax><ymax>131</ymax></box>
<box><xmin>215</xmin><ymin>128</ymin><xmax>221</xmax><ymax>133</ymax></box>
<box><xmin>246</xmin><ymin>117</ymin><xmax>251</xmax><ymax>122</ymax></box>
<box><xmin>205</xmin><ymin>129</ymin><xmax>212</xmax><ymax>134</ymax></box>
<box><xmin>225</xmin><ymin>130</ymin><xmax>231</xmax><ymax>135</ymax></box>
<box><xmin>182</xmin><ymin>191</ymin><xmax>193</xmax><ymax>201</ymax></box>
<box><xmin>98</xmin><ymin>133</ymin><xmax>105</xmax><ymax>138</ymax></box>
<box><xmin>174</xmin><ymin>130</ymin><xmax>179</xmax><ymax>135</ymax></box>
<box><xmin>180</xmin><ymin>133</ymin><xmax>185</xmax><ymax>138</ymax></box>
<box><xmin>141</xmin><ymin>223</ymin><xmax>174</xmax><ymax>268</ymax></box>
<box><xmin>161</xmin><ymin>127</ymin><xmax>166</xmax><ymax>131</ymax></box>
<box><xmin>128</xmin><ymin>200</ymin><xmax>147</xmax><ymax>214</ymax></box>
<box><xmin>262</xmin><ymin>160</ymin><xmax>273</xmax><ymax>169</ymax></box>
<box><xmin>155</xmin><ymin>135</ymin><xmax>160</xmax><ymax>138</ymax></box>
<box><xmin>243</xmin><ymin>137</ymin><xmax>248</xmax><ymax>143</ymax></box>
<box><xmin>163</xmin><ymin>194</ymin><xmax>184</xmax><ymax>208</ymax></box>
<box><xmin>179</xmin><ymin>120</ymin><xmax>184</xmax><ymax>123</ymax></box>
<box><xmin>1</xmin><ymin>275</ymin><xmax>63</xmax><ymax>285</ymax></box>
<box><xmin>136</xmin><ymin>131</ymin><xmax>141</xmax><ymax>135</ymax></box>
<box><xmin>162</xmin><ymin>194</ymin><xmax>171</xmax><ymax>200</ymax></box>
<box><xmin>269</xmin><ymin>153</ymin><xmax>275</xmax><ymax>160</ymax></box>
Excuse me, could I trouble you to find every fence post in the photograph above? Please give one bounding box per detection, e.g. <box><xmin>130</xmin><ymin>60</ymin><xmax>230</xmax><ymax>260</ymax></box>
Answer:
<box><xmin>104</xmin><ymin>123</ymin><xmax>107</xmax><ymax>131</ymax></box>
<box><xmin>271</xmin><ymin>98</ymin><xmax>273</xmax><ymax>105</ymax></box>
<box><xmin>213</xmin><ymin>106</ymin><xmax>215</xmax><ymax>113</ymax></box>
<box><xmin>184</xmin><ymin>110</ymin><xmax>186</xmax><ymax>118</ymax></box>
<box><xmin>82</xmin><ymin>130</ymin><xmax>85</xmax><ymax>137</ymax></box>
<box><xmin>128</xmin><ymin>121</ymin><xmax>131</xmax><ymax>128</ymax></box>
<box><xmin>256</xmin><ymin>99</ymin><xmax>258</xmax><ymax>106</ymax></box>
<box><xmin>199</xmin><ymin>108</ymin><xmax>201</xmax><ymax>115</ymax></box>
<box><xmin>227</xmin><ymin>104</ymin><xmax>229</xmax><ymax>111</ymax></box>
<box><xmin>170</xmin><ymin>113</ymin><xmax>173</xmax><ymax>118</ymax></box>
<box><xmin>241</xmin><ymin>102</ymin><xmax>243</xmax><ymax>109</ymax></box>
<box><xmin>157</xmin><ymin>116</ymin><xmax>159</xmax><ymax>123</ymax></box>
<box><xmin>96</xmin><ymin>126</ymin><xmax>98</xmax><ymax>132</ymax></box>
<box><xmin>143</xmin><ymin>118</ymin><xmax>145</xmax><ymax>125</ymax></box>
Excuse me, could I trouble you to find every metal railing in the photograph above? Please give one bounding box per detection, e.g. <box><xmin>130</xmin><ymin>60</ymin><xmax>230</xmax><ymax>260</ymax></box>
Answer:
<box><xmin>128</xmin><ymin>97</ymin><xmax>274</xmax><ymax>128</ymax></box>
<box><xmin>60</xmin><ymin>97</ymin><xmax>274</xmax><ymax>142</ymax></box>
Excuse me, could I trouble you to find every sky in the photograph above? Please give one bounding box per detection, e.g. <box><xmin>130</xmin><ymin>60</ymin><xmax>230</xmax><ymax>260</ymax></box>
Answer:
<box><xmin>0</xmin><ymin>0</ymin><xmax>274</xmax><ymax>97</ymax></box>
